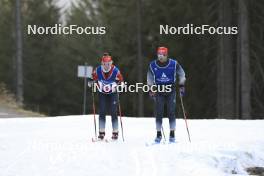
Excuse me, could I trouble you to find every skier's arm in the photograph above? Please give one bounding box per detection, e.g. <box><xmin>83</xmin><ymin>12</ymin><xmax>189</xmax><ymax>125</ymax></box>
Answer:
<box><xmin>147</xmin><ymin>66</ymin><xmax>154</xmax><ymax>86</ymax></box>
<box><xmin>92</xmin><ymin>69</ymin><xmax>98</xmax><ymax>81</ymax></box>
<box><xmin>116</xmin><ymin>70</ymin><xmax>125</xmax><ymax>91</ymax></box>
<box><xmin>116</xmin><ymin>71</ymin><xmax>124</xmax><ymax>84</ymax></box>
<box><xmin>147</xmin><ymin>66</ymin><xmax>156</xmax><ymax>97</ymax></box>
<box><xmin>176</xmin><ymin>63</ymin><xmax>186</xmax><ymax>97</ymax></box>
<box><xmin>176</xmin><ymin>63</ymin><xmax>186</xmax><ymax>86</ymax></box>
<box><xmin>87</xmin><ymin>69</ymin><xmax>98</xmax><ymax>87</ymax></box>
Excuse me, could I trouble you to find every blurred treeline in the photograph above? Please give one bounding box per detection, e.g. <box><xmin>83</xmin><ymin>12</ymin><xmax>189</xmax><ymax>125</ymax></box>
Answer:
<box><xmin>0</xmin><ymin>0</ymin><xmax>263</xmax><ymax>119</ymax></box>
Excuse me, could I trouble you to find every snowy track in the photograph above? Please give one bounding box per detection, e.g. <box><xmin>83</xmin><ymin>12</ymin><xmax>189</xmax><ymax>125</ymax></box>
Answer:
<box><xmin>0</xmin><ymin>116</ymin><xmax>263</xmax><ymax>176</ymax></box>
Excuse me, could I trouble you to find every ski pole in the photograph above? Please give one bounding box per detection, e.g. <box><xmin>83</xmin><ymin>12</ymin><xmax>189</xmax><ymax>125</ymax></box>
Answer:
<box><xmin>179</xmin><ymin>95</ymin><xmax>191</xmax><ymax>143</ymax></box>
<box><xmin>161</xmin><ymin>126</ymin><xmax>166</xmax><ymax>141</ymax></box>
<box><xmin>91</xmin><ymin>82</ymin><xmax>97</xmax><ymax>139</ymax></box>
<box><xmin>117</xmin><ymin>92</ymin><xmax>125</xmax><ymax>142</ymax></box>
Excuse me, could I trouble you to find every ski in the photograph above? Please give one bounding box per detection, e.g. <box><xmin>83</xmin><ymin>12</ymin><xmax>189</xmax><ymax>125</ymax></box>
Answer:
<box><xmin>168</xmin><ymin>141</ymin><xmax>177</xmax><ymax>144</ymax></box>
<box><xmin>91</xmin><ymin>138</ymin><xmax>119</xmax><ymax>143</ymax></box>
<box><xmin>91</xmin><ymin>138</ymin><xmax>109</xmax><ymax>143</ymax></box>
<box><xmin>145</xmin><ymin>140</ymin><xmax>177</xmax><ymax>147</ymax></box>
<box><xmin>145</xmin><ymin>140</ymin><xmax>166</xmax><ymax>147</ymax></box>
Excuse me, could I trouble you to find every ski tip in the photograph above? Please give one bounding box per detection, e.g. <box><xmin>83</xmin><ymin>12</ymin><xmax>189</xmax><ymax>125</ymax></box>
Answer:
<box><xmin>91</xmin><ymin>138</ymin><xmax>110</xmax><ymax>143</ymax></box>
<box><xmin>145</xmin><ymin>140</ymin><xmax>178</xmax><ymax>146</ymax></box>
<box><xmin>145</xmin><ymin>141</ymin><xmax>160</xmax><ymax>147</ymax></box>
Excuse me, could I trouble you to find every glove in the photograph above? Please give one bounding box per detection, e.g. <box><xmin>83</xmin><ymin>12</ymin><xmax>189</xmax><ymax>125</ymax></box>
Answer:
<box><xmin>149</xmin><ymin>91</ymin><xmax>156</xmax><ymax>98</ymax></box>
<box><xmin>87</xmin><ymin>79</ymin><xmax>96</xmax><ymax>87</ymax></box>
<box><xmin>179</xmin><ymin>85</ymin><xmax>185</xmax><ymax>97</ymax></box>
<box><xmin>88</xmin><ymin>78</ymin><xmax>93</xmax><ymax>82</ymax></box>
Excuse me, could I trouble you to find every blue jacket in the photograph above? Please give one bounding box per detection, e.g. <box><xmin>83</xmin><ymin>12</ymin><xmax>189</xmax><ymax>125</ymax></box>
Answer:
<box><xmin>147</xmin><ymin>58</ymin><xmax>186</xmax><ymax>86</ymax></box>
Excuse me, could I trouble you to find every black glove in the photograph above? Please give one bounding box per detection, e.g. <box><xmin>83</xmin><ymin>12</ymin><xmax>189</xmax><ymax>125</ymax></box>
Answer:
<box><xmin>179</xmin><ymin>85</ymin><xmax>185</xmax><ymax>97</ymax></box>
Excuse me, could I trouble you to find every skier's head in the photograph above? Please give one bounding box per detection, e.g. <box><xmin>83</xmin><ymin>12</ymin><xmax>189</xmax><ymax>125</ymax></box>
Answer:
<box><xmin>101</xmin><ymin>55</ymin><xmax>113</xmax><ymax>73</ymax></box>
<box><xmin>157</xmin><ymin>46</ymin><xmax>168</xmax><ymax>63</ymax></box>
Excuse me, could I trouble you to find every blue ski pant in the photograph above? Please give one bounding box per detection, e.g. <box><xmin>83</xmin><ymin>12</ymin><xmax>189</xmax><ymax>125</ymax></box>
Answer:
<box><xmin>154</xmin><ymin>90</ymin><xmax>176</xmax><ymax>131</ymax></box>
<box><xmin>98</xmin><ymin>92</ymin><xmax>118</xmax><ymax>132</ymax></box>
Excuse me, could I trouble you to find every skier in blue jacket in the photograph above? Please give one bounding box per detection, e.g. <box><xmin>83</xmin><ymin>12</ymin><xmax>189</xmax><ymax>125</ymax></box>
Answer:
<box><xmin>147</xmin><ymin>47</ymin><xmax>186</xmax><ymax>143</ymax></box>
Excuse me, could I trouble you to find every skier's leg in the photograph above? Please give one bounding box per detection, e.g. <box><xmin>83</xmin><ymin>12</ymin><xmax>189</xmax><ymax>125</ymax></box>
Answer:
<box><xmin>154</xmin><ymin>94</ymin><xmax>165</xmax><ymax>142</ymax></box>
<box><xmin>110</xmin><ymin>93</ymin><xmax>119</xmax><ymax>139</ymax></box>
<box><xmin>98</xmin><ymin>92</ymin><xmax>106</xmax><ymax>139</ymax></box>
<box><xmin>167</xmin><ymin>91</ymin><xmax>176</xmax><ymax>130</ymax></box>
<box><xmin>167</xmin><ymin>90</ymin><xmax>176</xmax><ymax>142</ymax></box>
<box><xmin>155</xmin><ymin>94</ymin><xmax>165</xmax><ymax>131</ymax></box>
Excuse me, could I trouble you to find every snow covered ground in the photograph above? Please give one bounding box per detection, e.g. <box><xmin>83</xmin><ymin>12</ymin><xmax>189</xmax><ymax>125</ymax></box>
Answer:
<box><xmin>0</xmin><ymin>116</ymin><xmax>263</xmax><ymax>176</ymax></box>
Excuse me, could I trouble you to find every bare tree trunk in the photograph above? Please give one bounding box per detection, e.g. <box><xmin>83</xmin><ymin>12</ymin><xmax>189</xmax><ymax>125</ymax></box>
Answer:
<box><xmin>236</xmin><ymin>29</ymin><xmax>241</xmax><ymax>118</ymax></box>
<box><xmin>136</xmin><ymin>0</ymin><xmax>144</xmax><ymax>117</ymax></box>
<box><xmin>217</xmin><ymin>0</ymin><xmax>235</xmax><ymax>118</ymax></box>
<box><xmin>15</xmin><ymin>0</ymin><xmax>24</xmax><ymax>106</ymax></box>
<box><xmin>237</xmin><ymin>0</ymin><xmax>251</xmax><ymax>119</ymax></box>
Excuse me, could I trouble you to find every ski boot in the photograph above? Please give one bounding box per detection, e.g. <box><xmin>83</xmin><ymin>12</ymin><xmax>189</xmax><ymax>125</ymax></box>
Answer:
<box><xmin>154</xmin><ymin>131</ymin><xmax>162</xmax><ymax>143</ymax></box>
<box><xmin>111</xmin><ymin>132</ymin><xmax>119</xmax><ymax>140</ymax></box>
<box><xmin>169</xmin><ymin>130</ymin><xmax>175</xmax><ymax>143</ymax></box>
<box><xmin>98</xmin><ymin>131</ymin><xmax>105</xmax><ymax>140</ymax></box>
